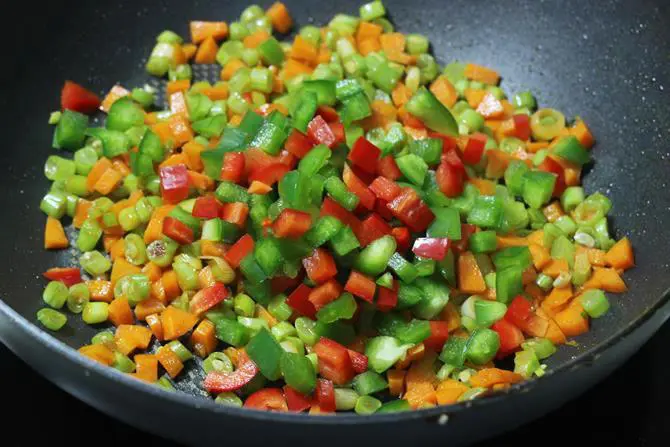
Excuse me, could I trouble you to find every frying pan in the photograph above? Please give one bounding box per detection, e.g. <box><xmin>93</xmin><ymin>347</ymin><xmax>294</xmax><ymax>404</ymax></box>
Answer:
<box><xmin>1</xmin><ymin>0</ymin><xmax>669</xmax><ymax>445</ymax></box>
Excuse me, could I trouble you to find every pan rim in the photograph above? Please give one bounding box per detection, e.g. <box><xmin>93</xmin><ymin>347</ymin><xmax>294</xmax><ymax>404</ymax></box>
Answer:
<box><xmin>1</xmin><ymin>286</ymin><xmax>669</xmax><ymax>425</ymax></box>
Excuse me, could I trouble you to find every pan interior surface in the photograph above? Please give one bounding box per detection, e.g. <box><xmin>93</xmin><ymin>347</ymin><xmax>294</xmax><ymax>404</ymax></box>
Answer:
<box><xmin>1</xmin><ymin>0</ymin><xmax>669</xmax><ymax>413</ymax></box>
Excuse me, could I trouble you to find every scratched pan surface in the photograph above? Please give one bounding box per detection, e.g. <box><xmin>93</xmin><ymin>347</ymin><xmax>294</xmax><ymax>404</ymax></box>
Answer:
<box><xmin>1</xmin><ymin>0</ymin><xmax>669</xmax><ymax>445</ymax></box>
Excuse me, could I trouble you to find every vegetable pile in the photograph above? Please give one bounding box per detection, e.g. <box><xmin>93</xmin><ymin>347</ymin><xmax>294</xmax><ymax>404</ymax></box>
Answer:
<box><xmin>39</xmin><ymin>1</ymin><xmax>635</xmax><ymax>414</ymax></box>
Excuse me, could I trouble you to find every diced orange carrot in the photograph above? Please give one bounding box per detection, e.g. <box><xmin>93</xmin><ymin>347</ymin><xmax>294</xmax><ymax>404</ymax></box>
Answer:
<box><xmin>243</xmin><ymin>29</ymin><xmax>271</xmax><ymax>49</ymax></box>
<box><xmin>220</xmin><ymin>58</ymin><xmax>247</xmax><ymax>81</ymax></box>
<box><xmin>44</xmin><ymin>217</ymin><xmax>69</xmax><ymax>249</ymax></box>
<box><xmin>248</xmin><ymin>180</ymin><xmax>272</xmax><ymax>194</ymax></box>
<box><xmin>88</xmin><ymin>280</ymin><xmax>114</xmax><ymax>302</ymax></box>
<box><xmin>166</xmin><ymin>79</ymin><xmax>191</xmax><ymax>97</ymax></box>
<box><xmin>529</xmin><ymin>243</ymin><xmax>551</xmax><ymax>270</ymax></box>
<box><xmin>133</xmin><ymin>354</ymin><xmax>158</xmax><ymax>382</ymax></box>
<box><xmin>484</xmin><ymin>149</ymin><xmax>513</xmax><ymax>178</ymax></box>
<box><xmin>135</xmin><ymin>298</ymin><xmax>166</xmax><ymax>321</ymax></box>
<box><xmin>111</xmin><ymin>157</ymin><xmax>131</xmax><ymax>176</ymax></box>
<box><xmin>356</xmin><ymin>21</ymin><xmax>383</xmax><ymax>45</ymax></box>
<box><xmin>469</xmin><ymin>368</ymin><xmax>524</xmax><ymax>388</ymax></box>
<box><xmin>387</xmin><ymin>369</ymin><xmax>406</xmax><ymax>396</ymax></box>
<box><xmin>159</xmin><ymin>152</ymin><xmax>189</xmax><ymax>169</ymax></box>
<box><xmin>100</xmin><ymin>85</ymin><xmax>130</xmax><ymax>112</ymax></box>
<box><xmin>476</xmin><ymin>93</ymin><xmax>505</xmax><ymax>119</ymax></box>
<box><xmin>496</xmin><ymin>234</ymin><xmax>528</xmax><ymax>248</ymax></box>
<box><xmin>464</xmin><ymin>63</ymin><xmax>500</xmax><ymax>85</ymax></box>
<box><xmin>435</xmin><ymin>379</ymin><xmax>469</xmax><ymax>405</ymax></box>
<box><xmin>162</xmin><ymin>270</ymin><xmax>182</xmax><ymax>301</ymax></box>
<box><xmin>144</xmin><ymin>205</ymin><xmax>176</xmax><ymax>244</ymax></box>
<box><xmin>195</xmin><ymin>36</ymin><xmax>219</xmax><ymax>64</ymax></box>
<box><xmin>190</xmin><ymin>21</ymin><xmax>229</xmax><ymax>43</ymax></box>
<box><xmin>190</xmin><ymin>319</ymin><xmax>218</xmax><ymax>358</ymax></box>
<box><xmin>108</xmin><ymin>298</ymin><xmax>134</xmax><ymax>327</ymax></box>
<box><xmin>569</xmin><ymin>119</ymin><xmax>594</xmax><ymax>149</ymax></box>
<box><xmin>464</xmin><ymin>88</ymin><xmax>488</xmax><ymax>108</ymax></box>
<box><xmin>542</xmin><ymin>201</ymin><xmax>564</xmax><ymax>222</ymax></box>
<box><xmin>541</xmin><ymin>285</ymin><xmax>573</xmax><ymax>316</ymax></box>
<box><xmin>201</xmin><ymin>84</ymin><xmax>230</xmax><ymax>101</ymax></box>
<box><xmin>142</xmin><ymin>262</ymin><xmax>163</xmax><ymax>282</ymax></box>
<box><xmin>151</xmin><ymin>121</ymin><xmax>175</xmax><ymax>146</ymax></box>
<box><xmin>430</xmin><ymin>76</ymin><xmax>458</xmax><ymax>108</ymax></box>
<box><xmin>189</xmin><ymin>170</ymin><xmax>215</xmax><ymax>191</ymax></box>
<box><xmin>86</xmin><ymin>157</ymin><xmax>113</xmax><ymax>192</ymax></box>
<box><xmin>527</xmin><ymin>141</ymin><xmax>549</xmax><ymax>153</ymax></box>
<box><xmin>169</xmin><ymin>91</ymin><xmax>189</xmax><ymax>118</ymax></box>
<box><xmin>282</xmin><ymin>59</ymin><xmax>313</xmax><ymax>79</ymax></box>
<box><xmin>289</xmin><ymin>35</ymin><xmax>318</xmax><ymax>65</ymax></box>
<box><xmin>115</xmin><ymin>324</ymin><xmax>153</xmax><ymax>355</ymax></box>
<box><xmin>554</xmin><ymin>299</ymin><xmax>589</xmax><ymax>337</ymax></box>
<box><xmin>439</xmin><ymin>302</ymin><xmax>461</xmax><ymax>332</ymax></box>
<box><xmin>109</xmin><ymin>238</ymin><xmax>125</xmax><ymax>261</ymax></box>
<box><xmin>161</xmin><ymin>306</ymin><xmax>199</xmax><ymax>340</ymax></box>
<box><xmin>266</xmin><ymin>2</ymin><xmax>293</xmax><ymax>33</ymax></box>
<box><xmin>167</xmin><ymin>114</ymin><xmax>194</xmax><ymax>147</ymax></box>
<box><xmin>582</xmin><ymin>267</ymin><xmax>628</xmax><ymax>293</ymax></box>
<box><xmin>110</xmin><ymin>258</ymin><xmax>142</xmax><ymax>286</ymax></box>
<box><xmin>79</xmin><ymin>344</ymin><xmax>115</xmax><ymax>365</ymax></box>
<box><xmin>542</xmin><ymin>259</ymin><xmax>570</xmax><ymax>278</ymax></box>
<box><xmin>182</xmin><ymin>43</ymin><xmax>197</xmax><ymax>60</ymax></box>
<box><xmin>458</xmin><ymin>251</ymin><xmax>487</xmax><ymax>294</ymax></box>
<box><xmin>146</xmin><ymin>313</ymin><xmax>164</xmax><ymax>341</ymax></box>
<box><xmin>94</xmin><ymin>168</ymin><xmax>122</xmax><ymax>195</ymax></box>
<box><xmin>468</xmin><ymin>178</ymin><xmax>497</xmax><ymax>196</ymax></box>
<box><xmin>156</xmin><ymin>345</ymin><xmax>184</xmax><ymax>378</ymax></box>
<box><xmin>604</xmin><ymin>237</ymin><xmax>634</xmax><ymax>270</ymax></box>
<box><xmin>527</xmin><ymin>230</ymin><xmax>544</xmax><ymax>246</ymax></box>
<box><xmin>404</xmin><ymin>353</ymin><xmax>438</xmax><ymax>409</ymax></box>
<box><xmin>391</xmin><ymin>82</ymin><xmax>410</xmax><ymax>107</ymax></box>
<box><xmin>73</xmin><ymin>199</ymin><xmax>92</xmax><ymax>228</ymax></box>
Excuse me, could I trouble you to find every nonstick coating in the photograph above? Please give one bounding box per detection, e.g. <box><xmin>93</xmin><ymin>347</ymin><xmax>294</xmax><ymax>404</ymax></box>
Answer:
<box><xmin>1</xmin><ymin>0</ymin><xmax>669</xmax><ymax>445</ymax></box>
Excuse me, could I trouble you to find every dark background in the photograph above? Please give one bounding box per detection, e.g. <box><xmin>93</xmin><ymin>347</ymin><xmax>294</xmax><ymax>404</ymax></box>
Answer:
<box><xmin>4</xmin><ymin>322</ymin><xmax>669</xmax><ymax>446</ymax></box>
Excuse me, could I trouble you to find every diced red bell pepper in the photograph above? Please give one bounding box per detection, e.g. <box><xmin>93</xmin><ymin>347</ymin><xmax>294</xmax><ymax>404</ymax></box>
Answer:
<box><xmin>538</xmin><ymin>156</ymin><xmax>567</xmax><ymax>197</ymax></box>
<box><xmin>442</xmin><ymin>149</ymin><xmax>465</xmax><ymax>170</ymax></box>
<box><xmin>244</xmin><ymin>148</ymin><xmax>294</xmax><ymax>177</ymax></box>
<box><xmin>220</xmin><ymin>152</ymin><xmax>246</xmax><ymax>183</ymax></box>
<box><xmin>343</xmin><ymin>164</ymin><xmax>376</xmax><ymax>210</ymax></box>
<box><xmin>286</xmin><ymin>283</ymin><xmax>317</xmax><ymax>319</ymax></box>
<box><xmin>273</xmin><ymin>209</ymin><xmax>312</xmax><ymax>239</ymax></box>
<box><xmin>271</xmin><ymin>274</ymin><xmax>304</xmax><ymax>295</ymax></box>
<box><xmin>492</xmin><ymin>319</ymin><xmax>525</xmax><ymax>354</ymax></box>
<box><xmin>424</xmin><ymin>321</ymin><xmax>450</xmax><ymax>351</ymax></box>
<box><xmin>387</xmin><ymin>188</ymin><xmax>435</xmax><ymax>233</ymax></box>
<box><xmin>43</xmin><ymin>267</ymin><xmax>83</xmax><ymax>287</ymax></box>
<box><xmin>283</xmin><ymin>386</ymin><xmax>313</xmax><ymax>412</ymax></box>
<box><xmin>347</xmin><ymin>349</ymin><xmax>369</xmax><ymax>374</ymax></box>
<box><xmin>278</xmin><ymin>150</ymin><xmax>298</xmax><ymax>170</ymax></box>
<box><xmin>412</xmin><ymin>237</ymin><xmax>450</xmax><ymax>261</ymax></box>
<box><xmin>452</xmin><ymin>223</ymin><xmax>477</xmax><ymax>253</ymax></box>
<box><xmin>374</xmin><ymin>199</ymin><xmax>394</xmax><ymax>221</ymax></box>
<box><xmin>189</xmin><ymin>283</ymin><xmax>230</xmax><ymax>316</ymax></box>
<box><xmin>391</xmin><ymin>227</ymin><xmax>411</xmax><ymax>253</ymax></box>
<box><xmin>428</xmin><ymin>132</ymin><xmax>459</xmax><ymax>154</ymax></box>
<box><xmin>308</xmin><ymin>280</ymin><xmax>342</xmax><ymax>310</ymax></box>
<box><xmin>376</xmin><ymin>280</ymin><xmax>399</xmax><ymax>312</ymax></box>
<box><xmin>61</xmin><ymin>81</ymin><xmax>101</xmax><ymax>114</ymax></box>
<box><xmin>512</xmin><ymin>114</ymin><xmax>531</xmax><ymax>141</ymax></box>
<box><xmin>313</xmin><ymin>338</ymin><xmax>355</xmax><ymax>386</ymax></box>
<box><xmin>436</xmin><ymin>160</ymin><xmax>464</xmax><ymax>198</ymax></box>
<box><xmin>249</xmin><ymin>163</ymin><xmax>290</xmax><ymax>186</ymax></box>
<box><xmin>159</xmin><ymin>164</ymin><xmax>191</xmax><ymax>204</ymax></box>
<box><xmin>244</xmin><ymin>388</ymin><xmax>288</xmax><ymax>411</ymax></box>
<box><xmin>315</xmin><ymin>378</ymin><xmax>336</xmax><ymax>413</ymax></box>
<box><xmin>462</xmin><ymin>133</ymin><xmax>487</xmax><ymax>165</ymax></box>
<box><xmin>222</xmin><ymin>202</ymin><xmax>249</xmax><ymax>228</ymax></box>
<box><xmin>328</xmin><ymin>121</ymin><xmax>345</xmax><ymax>146</ymax></box>
<box><xmin>162</xmin><ymin>216</ymin><xmax>194</xmax><ymax>245</ymax></box>
<box><xmin>505</xmin><ymin>296</ymin><xmax>533</xmax><ymax>328</ymax></box>
<box><xmin>369</xmin><ymin>176</ymin><xmax>401</xmax><ymax>202</ymax></box>
<box><xmin>224</xmin><ymin>234</ymin><xmax>255</xmax><ymax>268</ymax></box>
<box><xmin>377</xmin><ymin>155</ymin><xmax>403</xmax><ymax>181</ymax></box>
<box><xmin>307</xmin><ymin>115</ymin><xmax>337</xmax><ymax>148</ymax></box>
<box><xmin>320</xmin><ymin>197</ymin><xmax>362</xmax><ymax>231</ymax></box>
<box><xmin>203</xmin><ymin>351</ymin><xmax>259</xmax><ymax>393</ymax></box>
<box><xmin>344</xmin><ymin>270</ymin><xmax>377</xmax><ymax>303</ymax></box>
<box><xmin>357</xmin><ymin>213</ymin><xmax>392</xmax><ymax>247</ymax></box>
<box><xmin>302</xmin><ymin>248</ymin><xmax>338</xmax><ymax>284</ymax></box>
<box><xmin>348</xmin><ymin>137</ymin><xmax>382</xmax><ymax>175</ymax></box>
<box><xmin>192</xmin><ymin>195</ymin><xmax>222</xmax><ymax>219</ymax></box>
<box><xmin>316</xmin><ymin>105</ymin><xmax>340</xmax><ymax>122</ymax></box>
<box><xmin>284</xmin><ymin>129</ymin><xmax>314</xmax><ymax>159</ymax></box>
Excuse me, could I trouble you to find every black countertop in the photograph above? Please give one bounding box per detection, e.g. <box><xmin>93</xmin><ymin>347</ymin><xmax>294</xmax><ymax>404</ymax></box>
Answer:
<box><xmin>4</xmin><ymin>321</ymin><xmax>670</xmax><ymax>446</ymax></box>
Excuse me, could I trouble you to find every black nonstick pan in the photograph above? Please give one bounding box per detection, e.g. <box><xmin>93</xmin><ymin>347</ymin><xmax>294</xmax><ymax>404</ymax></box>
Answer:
<box><xmin>1</xmin><ymin>0</ymin><xmax>669</xmax><ymax>445</ymax></box>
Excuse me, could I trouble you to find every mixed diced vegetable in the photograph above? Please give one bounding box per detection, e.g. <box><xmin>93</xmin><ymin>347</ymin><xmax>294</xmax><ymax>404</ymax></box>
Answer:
<box><xmin>39</xmin><ymin>1</ymin><xmax>635</xmax><ymax>414</ymax></box>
